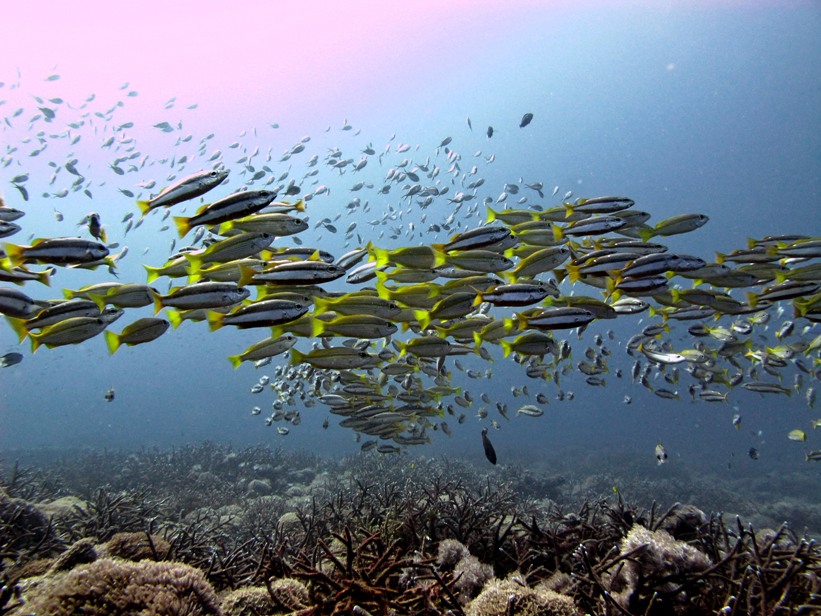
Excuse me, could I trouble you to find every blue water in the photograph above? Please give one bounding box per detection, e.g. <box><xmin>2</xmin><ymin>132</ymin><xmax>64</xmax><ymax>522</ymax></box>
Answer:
<box><xmin>0</xmin><ymin>4</ymin><xmax>819</xmax><ymax>491</ymax></box>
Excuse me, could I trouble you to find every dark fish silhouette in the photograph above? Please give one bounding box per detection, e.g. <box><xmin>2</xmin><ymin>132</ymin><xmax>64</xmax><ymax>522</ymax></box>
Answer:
<box><xmin>487</xmin><ymin>126</ymin><xmax>493</xmax><ymax>139</ymax></box>
<box><xmin>519</xmin><ymin>112</ymin><xmax>534</xmax><ymax>128</ymax></box>
<box><xmin>481</xmin><ymin>427</ymin><xmax>497</xmax><ymax>465</ymax></box>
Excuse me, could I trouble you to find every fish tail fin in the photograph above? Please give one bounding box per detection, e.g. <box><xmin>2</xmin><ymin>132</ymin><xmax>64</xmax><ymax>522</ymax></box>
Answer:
<box><xmin>566</xmin><ymin>264</ymin><xmax>581</xmax><ymax>284</ymax></box>
<box><xmin>185</xmin><ymin>252</ymin><xmax>203</xmax><ymax>274</ymax></box>
<box><xmin>472</xmin><ymin>331</ymin><xmax>483</xmax><ymax>349</ymax></box>
<box><xmin>313</xmin><ymin>296</ymin><xmax>333</xmax><ymax>315</ymax></box>
<box><xmin>206</xmin><ymin>311</ymin><xmax>224</xmax><ymax>332</ymax></box>
<box><xmin>372</xmin><ymin>246</ymin><xmax>391</xmax><ymax>268</ymax></box>
<box><xmin>289</xmin><ymin>348</ymin><xmax>306</xmax><ymax>366</ymax></box>
<box><xmin>291</xmin><ymin>199</ymin><xmax>305</xmax><ymax>212</ymax></box>
<box><xmin>237</xmin><ymin>265</ymin><xmax>258</xmax><ymax>288</ymax></box>
<box><xmin>104</xmin><ymin>330</ymin><xmax>121</xmax><ymax>354</ymax></box>
<box><xmin>6</xmin><ymin>317</ymin><xmax>29</xmax><ymax>343</ymax></box>
<box><xmin>136</xmin><ymin>200</ymin><xmax>152</xmax><ymax>218</ymax></box>
<box><xmin>227</xmin><ymin>353</ymin><xmax>243</xmax><ymax>369</ymax></box>
<box><xmin>144</xmin><ymin>265</ymin><xmax>161</xmax><ymax>284</ymax></box>
<box><xmin>775</xmin><ymin>271</ymin><xmax>787</xmax><ymax>284</ymax></box>
<box><xmin>472</xmin><ymin>291</ymin><xmax>485</xmax><ymax>307</ymax></box>
<box><xmin>153</xmin><ymin>293</ymin><xmax>164</xmax><ymax>315</ymax></box>
<box><xmin>166</xmin><ymin>309</ymin><xmax>183</xmax><ymax>329</ymax></box>
<box><xmin>640</xmin><ymin>227</ymin><xmax>656</xmax><ymax>242</ymax></box>
<box><xmin>486</xmin><ymin>206</ymin><xmax>497</xmax><ymax>223</ymax></box>
<box><xmin>431</xmin><ymin>244</ymin><xmax>447</xmax><ymax>268</ymax></box>
<box><xmin>28</xmin><ymin>331</ymin><xmax>42</xmax><ymax>353</ymax></box>
<box><xmin>374</xmin><ymin>269</ymin><xmax>390</xmax><ymax>289</ymax></box>
<box><xmin>414</xmin><ymin>310</ymin><xmax>431</xmax><ymax>331</ymax></box>
<box><xmin>552</xmin><ymin>225</ymin><xmax>564</xmax><ymax>242</ymax></box>
<box><xmin>310</xmin><ymin>317</ymin><xmax>326</xmax><ymax>338</ymax></box>
<box><xmin>36</xmin><ymin>267</ymin><xmax>55</xmax><ymax>286</ymax></box>
<box><xmin>2</xmin><ymin>243</ymin><xmax>25</xmax><ymax>268</ymax></box>
<box><xmin>564</xmin><ymin>204</ymin><xmax>575</xmax><ymax>218</ymax></box>
<box><xmin>715</xmin><ymin>252</ymin><xmax>726</xmax><ymax>264</ymax></box>
<box><xmin>99</xmin><ymin>228</ymin><xmax>108</xmax><ymax>244</ymax></box>
<box><xmin>375</xmin><ymin>280</ymin><xmax>391</xmax><ymax>300</ymax></box>
<box><xmin>173</xmin><ymin>216</ymin><xmax>191</xmax><ymax>238</ymax></box>
<box><xmin>88</xmin><ymin>293</ymin><xmax>108</xmax><ymax>312</ymax></box>
<box><xmin>747</xmin><ymin>292</ymin><xmax>759</xmax><ymax>308</ymax></box>
<box><xmin>500</xmin><ymin>340</ymin><xmax>513</xmax><ymax>358</ymax></box>
<box><xmin>186</xmin><ymin>270</ymin><xmax>203</xmax><ymax>283</ymax></box>
<box><xmin>604</xmin><ymin>277</ymin><xmax>619</xmax><ymax>301</ymax></box>
<box><xmin>504</xmin><ymin>316</ymin><xmax>522</xmax><ymax>332</ymax></box>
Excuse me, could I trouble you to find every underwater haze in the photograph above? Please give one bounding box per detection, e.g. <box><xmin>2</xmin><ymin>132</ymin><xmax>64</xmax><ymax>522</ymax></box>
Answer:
<box><xmin>1</xmin><ymin>0</ymin><xmax>820</xmax><ymax>487</ymax></box>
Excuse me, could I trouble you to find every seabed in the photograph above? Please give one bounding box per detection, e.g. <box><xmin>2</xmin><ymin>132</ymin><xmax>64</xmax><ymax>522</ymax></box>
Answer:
<box><xmin>1</xmin><ymin>443</ymin><xmax>819</xmax><ymax>615</ymax></box>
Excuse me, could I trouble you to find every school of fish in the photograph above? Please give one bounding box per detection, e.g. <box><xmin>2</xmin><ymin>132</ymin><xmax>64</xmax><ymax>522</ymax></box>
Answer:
<box><xmin>1</xmin><ymin>73</ymin><xmax>820</xmax><ymax>462</ymax></box>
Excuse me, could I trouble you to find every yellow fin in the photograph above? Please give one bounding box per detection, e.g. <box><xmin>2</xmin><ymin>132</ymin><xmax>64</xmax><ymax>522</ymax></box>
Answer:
<box><xmin>173</xmin><ymin>216</ymin><xmax>192</xmax><ymax>238</ymax></box>
<box><xmin>104</xmin><ymin>330</ymin><xmax>121</xmax><ymax>354</ymax></box>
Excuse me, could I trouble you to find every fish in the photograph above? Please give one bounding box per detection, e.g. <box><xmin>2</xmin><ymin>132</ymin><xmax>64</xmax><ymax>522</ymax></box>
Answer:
<box><xmin>0</xmin><ymin>352</ymin><xmax>23</xmax><ymax>367</ymax></box>
<box><xmin>289</xmin><ymin>346</ymin><xmax>376</xmax><ymax>369</ymax></box>
<box><xmin>172</xmin><ymin>189</ymin><xmax>278</xmax><ymax>237</ymax></box>
<box><xmin>219</xmin><ymin>211</ymin><xmax>308</xmax><ymax>237</ymax></box>
<box><xmin>105</xmin><ymin>317</ymin><xmax>170</xmax><ymax>353</ymax></box>
<box><xmin>208</xmin><ymin>299</ymin><xmax>307</xmax><ymax>330</ymax></box>
<box><xmin>641</xmin><ymin>214</ymin><xmax>709</xmax><ymax>240</ymax></box>
<box><xmin>509</xmin><ymin>307</ymin><xmax>596</xmax><ymax>331</ymax></box>
<box><xmin>0</xmin><ymin>287</ymin><xmax>44</xmax><ymax>319</ymax></box>
<box><xmin>519</xmin><ymin>112</ymin><xmax>534</xmax><ymax>128</ymax></box>
<box><xmin>104</xmin><ymin>388</ymin><xmax>115</xmax><ymax>402</ymax></box>
<box><xmin>240</xmin><ymin>260</ymin><xmax>345</xmax><ymax>286</ymax></box>
<box><xmin>516</xmin><ymin>404</ymin><xmax>544</xmax><ymax>417</ymax></box>
<box><xmin>655</xmin><ymin>443</ymin><xmax>668</xmax><ymax>465</ymax></box>
<box><xmin>183</xmin><ymin>232</ymin><xmax>275</xmax><ymax>272</ymax></box>
<box><xmin>3</xmin><ymin>238</ymin><xmax>110</xmax><ymax>267</ymax></box>
<box><xmin>227</xmin><ymin>334</ymin><xmax>298</xmax><ymax>368</ymax></box>
<box><xmin>157</xmin><ymin>282</ymin><xmax>249</xmax><ymax>312</ymax></box>
<box><xmin>481</xmin><ymin>427</ymin><xmax>497</xmax><ymax>464</ymax></box>
<box><xmin>136</xmin><ymin>168</ymin><xmax>228</xmax><ymax>215</ymax></box>
<box><xmin>312</xmin><ymin>314</ymin><xmax>397</xmax><ymax>339</ymax></box>
<box><xmin>81</xmin><ymin>212</ymin><xmax>107</xmax><ymax>243</ymax></box>
<box><xmin>3</xmin><ymin>88</ymin><xmax>821</xmax><ymax>458</ymax></box>
<box><xmin>29</xmin><ymin>314</ymin><xmax>120</xmax><ymax>352</ymax></box>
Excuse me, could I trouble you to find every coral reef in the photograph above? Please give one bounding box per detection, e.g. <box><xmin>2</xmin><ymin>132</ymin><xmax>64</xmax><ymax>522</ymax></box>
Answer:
<box><xmin>0</xmin><ymin>443</ymin><xmax>819</xmax><ymax>615</ymax></box>
<box><xmin>464</xmin><ymin>575</ymin><xmax>579</xmax><ymax>616</ymax></box>
<box><xmin>10</xmin><ymin>558</ymin><xmax>221</xmax><ymax>615</ymax></box>
<box><xmin>218</xmin><ymin>579</ymin><xmax>308</xmax><ymax>616</ymax></box>
<box><xmin>98</xmin><ymin>531</ymin><xmax>172</xmax><ymax>562</ymax></box>
<box><xmin>605</xmin><ymin>525</ymin><xmax>712</xmax><ymax>611</ymax></box>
